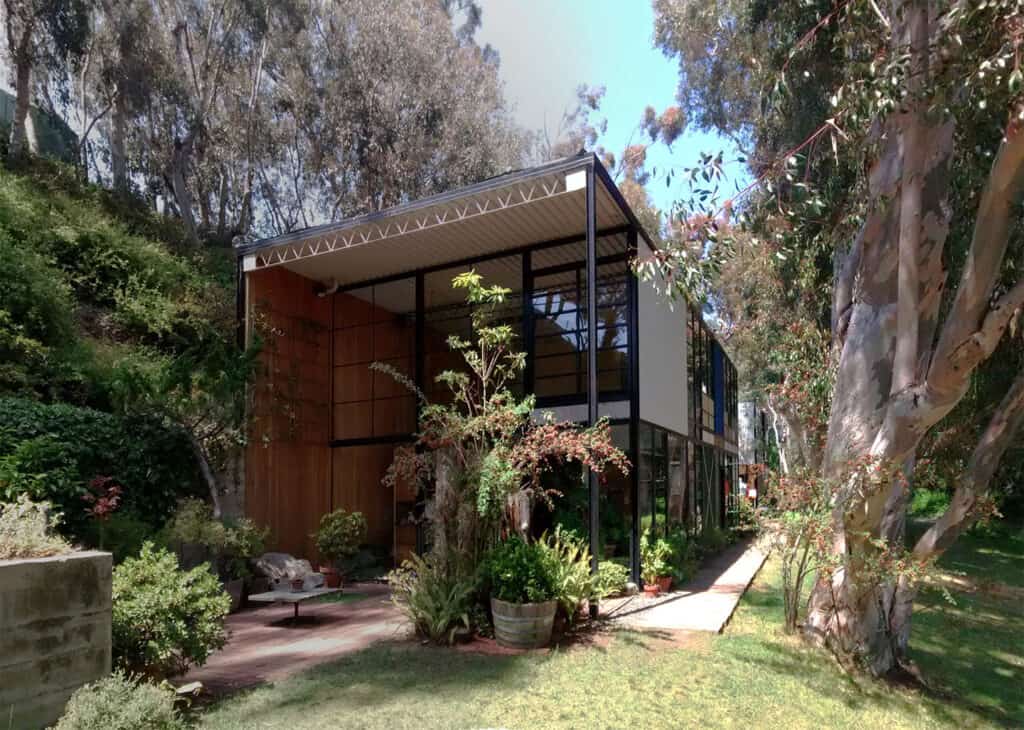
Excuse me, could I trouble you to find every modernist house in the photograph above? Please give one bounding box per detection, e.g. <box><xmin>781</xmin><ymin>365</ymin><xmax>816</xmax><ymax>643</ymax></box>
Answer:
<box><xmin>236</xmin><ymin>152</ymin><xmax>739</xmax><ymax>582</ymax></box>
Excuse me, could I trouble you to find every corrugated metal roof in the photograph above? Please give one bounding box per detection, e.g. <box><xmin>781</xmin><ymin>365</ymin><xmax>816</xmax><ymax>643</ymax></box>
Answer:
<box><xmin>240</xmin><ymin>153</ymin><xmax>647</xmax><ymax>288</ymax></box>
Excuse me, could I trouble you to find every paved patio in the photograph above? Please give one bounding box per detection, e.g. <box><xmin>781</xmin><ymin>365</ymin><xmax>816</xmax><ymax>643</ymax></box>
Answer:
<box><xmin>185</xmin><ymin>542</ymin><xmax>766</xmax><ymax>695</ymax></box>
<box><xmin>184</xmin><ymin>583</ymin><xmax>409</xmax><ymax>694</ymax></box>
<box><xmin>601</xmin><ymin>537</ymin><xmax>767</xmax><ymax>633</ymax></box>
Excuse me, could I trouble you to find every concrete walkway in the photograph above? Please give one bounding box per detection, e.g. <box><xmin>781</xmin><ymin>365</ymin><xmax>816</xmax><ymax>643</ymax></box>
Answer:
<box><xmin>601</xmin><ymin>537</ymin><xmax>767</xmax><ymax>633</ymax></box>
<box><xmin>184</xmin><ymin>583</ymin><xmax>408</xmax><ymax>694</ymax></box>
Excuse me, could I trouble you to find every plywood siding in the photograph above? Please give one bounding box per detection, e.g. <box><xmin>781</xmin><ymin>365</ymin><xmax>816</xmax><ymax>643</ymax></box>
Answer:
<box><xmin>245</xmin><ymin>267</ymin><xmax>331</xmax><ymax>560</ymax></box>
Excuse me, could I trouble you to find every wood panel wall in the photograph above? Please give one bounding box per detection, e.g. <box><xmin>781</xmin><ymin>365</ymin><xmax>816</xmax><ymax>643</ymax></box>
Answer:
<box><xmin>245</xmin><ymin>267</ymin><xmax>331</xmax><ymax>560</ymax></box>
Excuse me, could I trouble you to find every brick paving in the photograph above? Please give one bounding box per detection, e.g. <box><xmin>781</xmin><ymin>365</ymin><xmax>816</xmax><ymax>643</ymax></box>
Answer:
<box><xmin>184</xmin><ymin>583</ymin><xmax>409</xmax><ymax>694</ymax></box>
<box><xmin>185</xmin><ymin>543</ymin><xmax>766</xmax><ymax>695</ymax></box>
<box><xmin>601</xmin><ymin>537</ymin><xmax>768</xmax><ymax>633</ymax></box>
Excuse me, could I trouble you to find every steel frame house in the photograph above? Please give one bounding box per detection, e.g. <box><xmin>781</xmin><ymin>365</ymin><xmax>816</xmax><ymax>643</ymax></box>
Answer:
<box><xmin>236</xmin><ymin>152</ymin><xmax>739</xmax><ymax>582</ymax></box>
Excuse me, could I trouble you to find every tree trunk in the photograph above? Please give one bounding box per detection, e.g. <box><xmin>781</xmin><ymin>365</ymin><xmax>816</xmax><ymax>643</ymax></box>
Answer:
<box><xmin>169</xmin><ymin>133</ymin><xmax>199</xmax><ymax>245</ymax></box>
<box><xmin>110</xmin><ymin>89</ymin><xmax>128</xmax><ymax>191</ymax></box>
<box><xmin>187</xmin><ymin>430</ymin><xmax>223</xmax><ymax>519</ymax></box>
<box><xmin>8</xmin><ymin>25</ymin><xmax>34</xmax><ymax>160</ymax></box>
<box><xmin>798</xmin><ymin>0</ymin><xmax>1024</xmax><ymax>674</ymax></box>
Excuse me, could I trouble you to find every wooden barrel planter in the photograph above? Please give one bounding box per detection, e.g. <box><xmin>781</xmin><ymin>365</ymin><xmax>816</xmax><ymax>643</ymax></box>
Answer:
<box><xmin>490</xmin><ymin>598</ymin><xmax>557</xmax><ymax>649</ymax></box>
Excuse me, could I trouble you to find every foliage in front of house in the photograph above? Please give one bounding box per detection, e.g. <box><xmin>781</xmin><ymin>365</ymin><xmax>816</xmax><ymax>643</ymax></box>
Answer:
<box><xmin>383</xmin><ymin>273</ymin><xmax>628</xmax><ymax>644</ymax></box>
<box><xmin>163</xmin><ymin>498</ymin><xmax>268</xmax><ymax>580</ymax></box>
<box><xmin>313</xmin><ymin>509</ymin><xmax>368</xmax><ymax>565</ymax></box>
<box><xmin>112</xmin><ymin>542</ymin><xmax>230</xmax><ymax>679</ymax></box>
<box><xmin>53</xmin><ymin>671</ymin><xmax>186</xmax><ymax>730</ymax></box>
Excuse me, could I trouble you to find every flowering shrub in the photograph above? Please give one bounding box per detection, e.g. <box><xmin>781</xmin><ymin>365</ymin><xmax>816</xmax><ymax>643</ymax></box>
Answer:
<box><xmin>83</xmin><ymin>475</ymin><xmax>122</xmax><ymax>550</ymax></box>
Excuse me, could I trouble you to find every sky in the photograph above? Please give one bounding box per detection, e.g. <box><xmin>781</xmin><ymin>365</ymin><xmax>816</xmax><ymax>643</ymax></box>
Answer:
<box><xmin>475</xmin><ymin>0</ymin><xmax>745</xmax><ymax>213</ymax></box>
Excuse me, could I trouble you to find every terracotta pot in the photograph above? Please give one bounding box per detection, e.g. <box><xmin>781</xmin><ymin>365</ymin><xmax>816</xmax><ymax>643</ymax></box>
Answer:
<box><xmin>657</xmin><ymin>576</ymin><xmax>673</xmax><ymax>593</ymax></box>
<box><xmin>642</xmin><ymin>583</ymin><xmax>660</xmax><ymax>597</ymax></box>
<box><xmin>320</xmin><ymin>566</ymin><xmax>342</xmax><ymax>588</ymax></box>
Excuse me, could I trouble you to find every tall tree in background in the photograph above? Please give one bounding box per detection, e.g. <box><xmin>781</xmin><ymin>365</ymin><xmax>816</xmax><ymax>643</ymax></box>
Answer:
<box><xmin>653</xmin><ymin>0</ymin><xmax>1024</xmax><ymax>674</ymax></box>
<box><xmin>2</xmin><ymin>0</ymin><xmax>89</xmax><ymax>159</ymax></box>
<box><xmin>57</xmin><ymin>0</ymin><xmax>523</xmax><ymax>244</ymax></box>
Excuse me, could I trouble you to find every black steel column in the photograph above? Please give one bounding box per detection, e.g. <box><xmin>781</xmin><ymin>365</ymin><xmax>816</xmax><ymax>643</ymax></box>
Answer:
<box><xmin>585</xmin><ymin>165</ymin><xmax>599</xmax><ymax>603</ymax></box>
<box><xmin>627</xmin><ymin>227</ymin><xmax>641</xmax><ymax>586</ymax></box>
<box><xmin>522</xmin><ymin>251</ymin><xmax>534</xmax><ymax>393</ymax></box>
<box><xmin>235</xmin><ymin>258</ymin><xmax>246</xmax><ymax>350</ymax></box>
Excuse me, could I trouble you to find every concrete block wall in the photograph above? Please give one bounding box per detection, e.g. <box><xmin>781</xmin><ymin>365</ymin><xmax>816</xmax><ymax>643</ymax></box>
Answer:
<box><xmin>0</xmin><ymin>551</ymin><xmax>112</xmax><ymax>729</ymax></box>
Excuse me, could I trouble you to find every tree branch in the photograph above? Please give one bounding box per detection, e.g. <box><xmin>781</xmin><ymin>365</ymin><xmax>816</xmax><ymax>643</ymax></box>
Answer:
<box><xmin>913</xmin><ymin>367</ymin><xmax>1024</xmax><ymax>559</ymax></box>
<box><xmin>929</xmin><ymin>111</ymin><xmax>1024</xmax><ymax>393</ymax></box>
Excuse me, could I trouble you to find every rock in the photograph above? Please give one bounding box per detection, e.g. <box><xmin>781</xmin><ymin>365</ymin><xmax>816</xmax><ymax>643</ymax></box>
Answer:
<box><xmin>624</xmin><ymin>582</ymin><xmax>639</xmax><ymax>595</ymax></box>
<box><xmin>255</xmin><ymin>552</ymin><xmax>314</xmax><ymax>587</ymax></box>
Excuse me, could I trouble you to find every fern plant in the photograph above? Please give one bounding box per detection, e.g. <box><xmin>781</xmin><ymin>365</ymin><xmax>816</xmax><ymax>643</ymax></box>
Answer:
<box><xmin>388</xmin><ymin>553</ymin><xmax>473</xmax><ymax>645</ymax></box>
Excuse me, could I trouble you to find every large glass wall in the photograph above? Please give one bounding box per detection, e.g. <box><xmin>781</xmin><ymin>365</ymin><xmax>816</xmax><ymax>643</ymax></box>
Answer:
<box><xmin>530</xmin><ymin>237</ymin><xmax>630</xmax><ymax>403</ymax></box>
<box><xmin>638</xmin><ymin>423</ymin><xmax>688</xmax><ymax>538</ymax></box>
<box><xmin>542</xmin><ymin>422</ymin><xmax>632</xmax><ymax>567</ymax></box>
<box><xmin>423</xmin><ymin>255</ymin><xmax>524</xmax><ymax>402</ymax></box>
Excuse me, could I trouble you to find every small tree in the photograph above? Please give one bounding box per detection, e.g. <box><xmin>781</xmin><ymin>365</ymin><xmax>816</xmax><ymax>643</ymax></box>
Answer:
<box><xmin>377</xmin><ymin>271</ymin><xmax>630</xmax><ymax>583</ymax></box>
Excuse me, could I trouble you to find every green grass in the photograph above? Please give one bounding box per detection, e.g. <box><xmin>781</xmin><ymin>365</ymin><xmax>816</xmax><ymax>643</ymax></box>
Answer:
<box><xmin>909</xmin><ymin>523</ymin><xmax>1024</xmax><ymax>724</ymax></box>
<box><xmin>197</xmin><ymin>526</ymin><xmax>1024</xmax><ymax>730</ymax></box>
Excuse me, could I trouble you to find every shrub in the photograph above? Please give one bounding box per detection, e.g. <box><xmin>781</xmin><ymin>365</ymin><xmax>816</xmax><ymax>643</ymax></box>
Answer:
<box><xmin>639</xmin><ymin>530</ymin><xmax>672</xmax><ymax>585</ymax></box>
<box><xmin>665</xmin><ymin>526</ymin><xmax>699</xmax><ymax>584</ymax></box>
<box><xmin>85</xmin><ymin>510</ymin><xmax>151</xmax><ymax>563</ymax></box>
<box><xmin>163</xmin><ymin>499</ymin><xmax>268</xmax><ymax>579</ymax></box>
<box><xmin>112</xmin><ymin>542</ymin><xmax>230</xmax><ymax>678</ymax></box>
<box><xmin>54</xmin><ymin>671</ymin><xmax>185</xmax><ymax>730</ymax></box>
<box><xmin>313</xmin><ymin>508</ymin><xmax>367</xmax><ymax>564</ymax></box>
<box><xmin>909</xmin><ymin>488</ymin><xmax>952</xmax><ymax>518</ymax></box>
<box><xmin>388</xmin><ymin>553</ymin><xmax>473</xmax><ymax>644</ymax></box>
<box><xmin>482</xmin><ymin>536</ymin><xmax>557</xmax><ymax>604</ymax></box>
<box><xmin>538</xmin><ymin>527</ymin><xmax>594</xmax><ymax>624</ymax></box>
<box><xmin>0</xmin><ymin>494</ymin><xmax>71</xmax><ymax>559</ymax></box>
<box><xmin>0</xmin><ymin>398</ymin><xmax>200</xmax><ymax>538</ymax></box>
<box><xmin>695</xmin><ymin>526</ymin><xmax>733</xmax><ymax>559</ymax></box>
<box><xmin>594</xmin><ymin>560</ymin><xmax>630</xmax><ymax>599</ymax></box>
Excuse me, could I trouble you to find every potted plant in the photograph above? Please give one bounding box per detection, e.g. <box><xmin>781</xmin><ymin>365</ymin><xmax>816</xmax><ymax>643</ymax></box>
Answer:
<box><xmin>484</xmin><ymin>536</ymin><xmax>558</xmax><ymax>649</ymax></box>
<box><xmin>222</xmin><ymin>518</ymin><xmax>269</xmax><ymax>610</ymax></box>
<box><xmin>640</xmin><ymin>530</ymin><xmax>672</xmax><ymax>596</ymax></box>
<box><xmin>313</xmin><ymin>509</ymin><xmax>367</xmax><ymax>588</ymax></box>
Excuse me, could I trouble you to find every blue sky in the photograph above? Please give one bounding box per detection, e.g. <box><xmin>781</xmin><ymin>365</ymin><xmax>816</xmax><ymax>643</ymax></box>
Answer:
<box><xmin>476</xmin><ymin>0</ymin><xmax>745</xmax><ymax>212</ymax></box>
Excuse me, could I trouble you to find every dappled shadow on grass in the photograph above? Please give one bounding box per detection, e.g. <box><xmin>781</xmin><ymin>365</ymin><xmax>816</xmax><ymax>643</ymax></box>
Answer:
<box><xmin>195</xmin><ymin>637</ymin><xmax>529</xmax><ymax>727</ymax></box>
<box><xmin>723</xmin><ymin>554</ymin><xmax>1011</xmax><ymax>727</ymax></box>
<box><xmin>910</xmin><ymin>587</ymin><xmax>1023</xmax><ymax>727</ymax></box>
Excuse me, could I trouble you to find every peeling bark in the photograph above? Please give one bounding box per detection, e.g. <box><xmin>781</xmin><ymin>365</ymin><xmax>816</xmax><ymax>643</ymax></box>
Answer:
<box><xmin>803</xmin><ymin>0</ymin><xmax>1024</xmax><ymax>675</ymax></box>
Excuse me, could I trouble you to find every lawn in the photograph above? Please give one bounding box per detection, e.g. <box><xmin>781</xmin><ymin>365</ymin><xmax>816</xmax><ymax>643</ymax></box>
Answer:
<box><xmin>197</xmin><ymin>526</ymin><xmax>1023</xmax><ymax>730</ymax></box>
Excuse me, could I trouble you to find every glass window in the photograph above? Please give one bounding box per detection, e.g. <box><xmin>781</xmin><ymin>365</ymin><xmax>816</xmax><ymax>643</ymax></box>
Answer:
<box><xmin>424</xmin><ymin>255</ymin><xmax>524</xmax><ymax>402</ymax></box>
<box><xmin>638</xmin><ymin>423</ymin><xmax>669</xmax><ymax>539</ymax></box>
<box><xmin>531</xmin><ymin>253</ymin><xmax>630</xmax><ymax>401</ymax></box>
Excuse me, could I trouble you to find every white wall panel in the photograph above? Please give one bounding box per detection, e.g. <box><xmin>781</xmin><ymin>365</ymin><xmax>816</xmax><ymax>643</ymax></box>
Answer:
<box><xmin>638</xmin><ymin>238</ymin><xmax>688</xmax><ymax>436</ymax></box>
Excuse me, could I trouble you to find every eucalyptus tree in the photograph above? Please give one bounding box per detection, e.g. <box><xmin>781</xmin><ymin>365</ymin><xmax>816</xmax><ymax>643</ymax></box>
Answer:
<box><xmin>653</xmin><ymin>0</ymin><xmax>1024</xmax><ymax>674</ymax></box>
<box><xmin>1</xmin><ymin>0</ymin><xmax>90</xmax><ymax>159</ymax></box>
